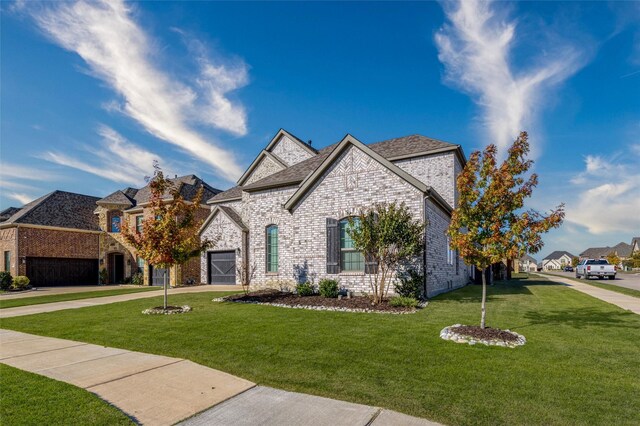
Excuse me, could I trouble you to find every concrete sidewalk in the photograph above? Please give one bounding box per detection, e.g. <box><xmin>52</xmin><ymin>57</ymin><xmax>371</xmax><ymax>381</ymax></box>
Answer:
<box><xmin>0</xmin><ymin>285</ymin><xmax>240</xmax><ymax>319</ymax></box>
<box><xmin>0</xmin><ymin>329</ymin><xmax>254</xmax><ymax>425</ymax></box>
<box><xmin>1</xmin><ymin>329</ymin><xmax>442</xmax><ymax>426</ymax></box>
<box><xmin>541</xmin><ymin>274</ymin><xmax>640</xmax><ymax>314</ymax></box>
<box><xmin>0</xmin><ymin>285</ymin><xmax>148</xmax><ymax>300</ymax></box>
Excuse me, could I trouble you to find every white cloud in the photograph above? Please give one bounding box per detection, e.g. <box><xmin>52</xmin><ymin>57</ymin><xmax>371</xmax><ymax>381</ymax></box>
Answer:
<box><xmin>565</xmin><ymin>150</ymin><xmax>640</xmax><ymax>234</ymax></box>
<box><xmin>29</xmin><ymin>0</ymin><xmax>247</xmax><ymax>181</ymax></box>
<box><xmin>434</xmin><ymin>0</ymin><xmax>588</xmax><ymax>156</ymax></box>
<box><xmin>5</xmin><ymin>193</ymin><xmax>35</xmax><ymax>205</ymax></box>
<box><xmin>40</xmin><ymin>126</ymin><xmax>162</xmax><ymax>186</ymax></box>
<box><xmin>0</xmin><ymin>164</ymin><xmax>61</xmax><ymax>205</ymax></box>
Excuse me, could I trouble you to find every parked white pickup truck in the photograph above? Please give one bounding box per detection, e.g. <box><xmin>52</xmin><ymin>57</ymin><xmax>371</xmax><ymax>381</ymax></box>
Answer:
<box><xmin>575</xmin><ymin>259</ymin><xmax>616</xmax><ymax>280</ymax></box>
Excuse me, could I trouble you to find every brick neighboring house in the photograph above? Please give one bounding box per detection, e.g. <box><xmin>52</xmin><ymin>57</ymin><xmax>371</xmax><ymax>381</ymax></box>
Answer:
<box><xmin>200</xmin><ymin>129</ymin><xmax>470</xmax><ymax>297</ymax></box>
<box><xmin>580</xmin><ymin>241</ymin><xmax>634</xmax><ymax>268</ymax></box>
<box><xmin>95</xmin><ymin>175</ymin><xmax>220</xmax><ymax>286</ymax></box>
<box><xmin>542</xmin><ymin>251</ymin><xmax>575</xmax><ymax>270</ymax></box>
<box><xmin>0</xmin><ymin>191</ymin><xmax>101</xmax><ymax>286</ymax></box>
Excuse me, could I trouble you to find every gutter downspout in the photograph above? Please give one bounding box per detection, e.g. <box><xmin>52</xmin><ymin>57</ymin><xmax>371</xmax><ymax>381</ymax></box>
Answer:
<box><xmin>15</xmin><ymin>225</ymin><xmax>20</xmax><ymax>276</ymax></box>
<box><xmin>422</xmin><ymin>197</ymin><xmax>429</xmax><ymax>298</ymax></box>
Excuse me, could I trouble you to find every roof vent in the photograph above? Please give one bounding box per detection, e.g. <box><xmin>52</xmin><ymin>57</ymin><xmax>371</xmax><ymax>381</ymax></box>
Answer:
<box><xmin>308</xmin><ymin>139</ymin><xmax>312</xmax><ymax>146</ymax></box>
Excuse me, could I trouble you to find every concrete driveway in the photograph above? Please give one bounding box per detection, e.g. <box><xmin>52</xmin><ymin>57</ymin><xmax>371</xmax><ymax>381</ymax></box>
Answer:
<box><xmin>542</xmin><ymin>270</ymin><xmax>640</xmax><ymax>291</ymax></box>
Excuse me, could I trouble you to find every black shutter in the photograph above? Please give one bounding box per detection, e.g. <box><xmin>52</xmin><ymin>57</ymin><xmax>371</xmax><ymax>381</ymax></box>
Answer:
<box><xmin>364</xmin><ymin>253</ymin><xmax>378</xmax><ymax>274</ymax></box>
<box><xmin>326</xmin><ymin>218</ymin><xmax>340</xmax><ymax>274</ymax></box>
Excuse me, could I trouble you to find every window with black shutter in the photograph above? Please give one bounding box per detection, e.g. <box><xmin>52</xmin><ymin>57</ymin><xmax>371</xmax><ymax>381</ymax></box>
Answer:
<box><xmin>326</xmin><ymin>218</ymin><xmax>340</xmax><ymax>274</ymax></box>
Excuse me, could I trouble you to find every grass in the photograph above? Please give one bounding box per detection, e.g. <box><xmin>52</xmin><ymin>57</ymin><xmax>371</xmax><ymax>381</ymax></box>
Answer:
<box><xmin>1</xmin><ymin>277</ymin><xmax>639</xmax><ymax>425</ymax></box>
<box><xmin>0</xmin><ymin>364</ymin><xmax>132</xmax><ymax>425</ymax></box>
<box><xmin>541</xmin><ymin>272</ymin><xmax>640</xmax><ymax>298</ymax></box>
<box><xmin>0</xmin><ymin>287</ymin><xmax>160</xmax><ymax>309</ymax></box>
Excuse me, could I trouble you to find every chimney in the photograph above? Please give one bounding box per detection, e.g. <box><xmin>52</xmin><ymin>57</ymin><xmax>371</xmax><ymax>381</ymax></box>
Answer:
<box><xmin>308</xmin><ymin>139</ymin><xmax>312</xmax><ymax>146</ymax></box>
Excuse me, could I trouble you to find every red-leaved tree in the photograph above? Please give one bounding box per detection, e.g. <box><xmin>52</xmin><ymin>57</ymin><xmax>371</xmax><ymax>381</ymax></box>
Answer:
<box><xmin>448</xmin><ymin>132</ymin><xmax>564</xmax><ymax>329</ymax></box>
<box><xmin>122</xmin><ymin>164</ymin><xmax>215</xmax><ymax>310</ymax></box>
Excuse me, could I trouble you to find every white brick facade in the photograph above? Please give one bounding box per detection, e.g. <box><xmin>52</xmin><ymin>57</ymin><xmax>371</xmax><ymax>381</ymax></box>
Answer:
<box><xmin>201</xmin><ymin>134</ymin><xmax>469</xmax><ymax>297</ymax></box>
<box><xmin>244</xmin><ymin>156</ymin><xmax>285</xmax><ymax>185</ymax></box>
<box><xmin>200</xmin><ymin>210</ymin><xmax>244</xmax><ymax>284</ymax></box>
<box><xmin>271</xmin><ymin>135</ymin><xmax>314</xmax><ymax>166</ymax></box>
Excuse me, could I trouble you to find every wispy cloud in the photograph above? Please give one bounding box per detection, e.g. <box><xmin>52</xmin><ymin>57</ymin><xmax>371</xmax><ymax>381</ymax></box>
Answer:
<box><xmin>5</xmin><ymin>193</ymin><xmax>35</xmax><ymax>205</ymax></box>
<box><xmin>27</xmin><ymin>0</ymin><xmax>247</xmax><ymax>181</ymax></box>
<box><xmin>434</xmin><ymin>0</ymin><xmax>589</xmax><ymax>155</ymax></box>
<box><xmin>565</xmin><ymin>148</ymin><xmax>640</xmax><ymax>234</ymax></box>
<box><xmin>0</xmin><ymin>164</ymin><xmax>60</xmax><ymax>206</ymax></box>
<box><xmin>40</xmin><ymin>126</ymin><xmax>162</xmax><ymax>186</ymax></box>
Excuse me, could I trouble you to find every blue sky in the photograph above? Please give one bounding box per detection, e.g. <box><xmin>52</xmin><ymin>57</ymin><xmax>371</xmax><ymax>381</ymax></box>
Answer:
<box><xmin>1</xmin><ymin>1</ymin><xmax>638</xmax><ymax>260</ymax></box>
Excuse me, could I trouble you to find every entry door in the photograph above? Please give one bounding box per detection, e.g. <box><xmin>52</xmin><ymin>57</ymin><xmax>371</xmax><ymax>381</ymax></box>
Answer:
<box><xmin>150</xmin><ymin>266</ymin><xmax>168</xmax><ymax>286</ymax></box>
<box><xmin>109</xmin><ymin>253</ymin><xmax>125</xmax><ymax>284</ymax></box>
<box><xmin>208</xmin><ymin>251</ymin><xmax>236</xmax><ymax>284</ymax></box>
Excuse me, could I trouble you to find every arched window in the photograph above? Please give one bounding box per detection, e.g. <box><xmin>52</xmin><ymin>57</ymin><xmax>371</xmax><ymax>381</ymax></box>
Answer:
<box><xmin>266</xmin><ymin>225</ymin><xmax>278</xmax><ymax>273</ymax></box>
<box><xmin>110</xmin><ymin>213</ymin><xmax>121</xmax><ymax>233</ymax></box>
<box><xmin>339</xmin><ymin>218</ymin><xmax>364</xmax><ymax>271</ymax></box>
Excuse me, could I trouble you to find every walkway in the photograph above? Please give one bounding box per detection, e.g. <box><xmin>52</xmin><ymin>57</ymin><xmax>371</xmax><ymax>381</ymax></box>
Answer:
<box><xmin>0</xmin><ymin>285</ymin><xmax>240</xmax><ymax>319</ymax></box>
<box><xmin>0</xmin><ymin>285</ymin><xmax>145</xmax><ymax>300</ymax></box>
<box><xmin>541</xmin><ymin>274</ymin><xmax>640</xmax><ymax>314</ymax></box>
<box><xmin>1</xmin><ymin>330</ymin><xmax>441</xmax><ymax>426</ymax></box>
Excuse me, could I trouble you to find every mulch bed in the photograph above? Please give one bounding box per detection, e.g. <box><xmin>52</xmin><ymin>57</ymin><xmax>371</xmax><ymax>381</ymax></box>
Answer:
<box><xmin>450</xmin><ymin>325</ymin><xmax>519</xmax><ymax>342</ymax></box>
<box><xmin>223</xmin><ymin>290</ymin><xmax>416</xmax><ymax>313</ymax></box>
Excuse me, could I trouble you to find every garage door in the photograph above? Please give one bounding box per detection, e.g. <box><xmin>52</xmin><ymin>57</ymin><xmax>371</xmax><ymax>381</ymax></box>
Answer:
<box><xmin>208</xmin><ymin>251</ymin><xmax>236</xmax><ymax>284</ymax></box>
<box><xmin>26</xmin><ymin>257</ymin><xmax>99</xmax><ymax>286</ymax></box>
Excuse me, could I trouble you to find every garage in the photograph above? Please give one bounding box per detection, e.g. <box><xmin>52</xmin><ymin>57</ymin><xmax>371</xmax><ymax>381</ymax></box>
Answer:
<box><xmin>26</xmin><ymin>257</ymin><xmax>99</xmax><ymax>286</ymax></box>
<box><xmin>208</xmin><ymin>251</ymin><xmax>236</xmax><ymax>284</ymax></box>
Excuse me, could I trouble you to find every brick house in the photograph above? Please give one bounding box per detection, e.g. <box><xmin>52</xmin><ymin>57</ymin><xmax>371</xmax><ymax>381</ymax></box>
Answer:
<box><xmin>0</xmin><ymin>191</ymin><xmax>101</xmax><ymax>286</ymax></box>
<box><xmin>95</xmin><ymin>175</ymin><xmax>220</xmax><ymax>286</ymax></box>
<box><xmin>200</xmin><ymin>129</ymin><xmax>470</xmax><ymax>297</ymax></box>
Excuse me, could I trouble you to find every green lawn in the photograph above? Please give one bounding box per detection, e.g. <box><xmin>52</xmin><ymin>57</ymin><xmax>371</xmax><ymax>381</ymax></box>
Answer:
<box><xmin>539</xmin><ymin>272</ymin><xmax>640</xmax><ymax>298</ymax></box>
<box><xmin>1</xmin><ymin>277</ymin><xmax>639</xmax><ymax>425</ymax></box>
<box><xmin>0</xmin><ymin>364</ymin><xmax>132</xmax><ymax>425</ymax></box>
<box><xmin>0</xmin><ymin>287</ymin><xmax>160</xmax><ymax>309</ymax></box>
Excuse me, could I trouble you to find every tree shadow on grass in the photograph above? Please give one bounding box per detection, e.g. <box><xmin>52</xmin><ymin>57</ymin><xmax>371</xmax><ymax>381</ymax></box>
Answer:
<box><xmin>438</xmin><ymin>280</ymin><xmax>538</xmax><ymax>303</ymax></box>
<box><xmin>516</xmin><ymin>308</ymin><xmax>638</xmax><ymax>330</ymax></box>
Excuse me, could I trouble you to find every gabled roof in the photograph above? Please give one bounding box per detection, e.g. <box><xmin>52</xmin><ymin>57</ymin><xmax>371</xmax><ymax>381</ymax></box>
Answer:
<box><xmin>632</xmin><ymin>237</ymin><xmax>640</xmax><ymax>249</ymax></box>
<box><xmin>265</xmin><ymin>128</ymin><xmax>318</xmax><ymax>156</ymax></box>
<box><xmin>520</xmin><ymin>254</ymin><xmax>537</xmax><ymax>263</ymax></box>
<box><xmin>0</xmin><ymin>207</ymin><xmax>21</xmax><ymax>223</ymax></box>
<box><xmin>543</xmin><ymin>250</ymin><xmax>576</xmax><ymax>261</ymax></box>
<box><xmin>369</xmin><ymin>134</ymin><xmax>466</xmax><ymax>166</ymax></box>
<box><xmin>282</xmin><ymin>134</ymin><xmax>452</xmax><ymax>213</ymax></box>
<box><xmin>236</xmin><ymin>150</ymin><xmax>288</xmax><ymax>186</ymax></box>
<box><xmin>0</xmin><ymin>190</ymin><xmax>101</xmax><ymax>231</ymax></box>
<box><xmin>96</xmin><ymin>189</ymin><xmax>136</xmax><ymax>207</ymax></box>
<box><xmin>208</xmin><ymin>186</ymin><xmax>244</xmax><ymax>204</ymax></box>
<box><xmin>579</xmin><ymin>247</ymin><xmax>610</xmax><ymax>259</ymax></box>
<box><xmin>611</xmin><ymin>242</ymin><xmax>633</xmax><ymax>257</ymax></box>
<box><xmin>199</xmin><ymin>205</ymin><xmax>248</xmax><ymax>234</ymax></box>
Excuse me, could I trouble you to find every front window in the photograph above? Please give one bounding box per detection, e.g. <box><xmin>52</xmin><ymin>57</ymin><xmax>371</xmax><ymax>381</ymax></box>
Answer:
<box><xmin>136</xmin><ymin>257</ymin><xmax>145</xmax><ymax>274</ymax></box>
<box><xmin>3</xmin><ymin>251</ymin><xmax>10</xmax><ymax>272</ymax></box>
<box><xmin>339</xmin><ymin>218</ymin><xmax>364</xmax><ymax>272</ymax></box>
<box><xmin>110</xmin><ymin>214</ymin><xmax>121</xmax><ymax>233</ymax></box>
<box><xmin>266</xmin><ymin>225</ymin><xmax>278</xmax><ymax>273</ymax></box>
<box><xmin>136</xmin><ymin>215</ymin><xmax>143</xmax><ymax>233</ymax></box>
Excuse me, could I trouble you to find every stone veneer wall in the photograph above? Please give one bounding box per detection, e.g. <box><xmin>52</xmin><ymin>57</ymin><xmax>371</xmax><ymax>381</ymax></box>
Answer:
<box><xmin>424</xmin><ymin>198</ymin><xmax>468</xmax><ymax>297</ymax></box>
<box><xmin>0</xmin><ymin>228</ymin><xmax>17</xmax><ymax>276</ymax></box>
<box><xmin>393</xmin><ymin>152</ymin><xmax>457</xmax><ymax>207</ymax></box>
<box><xmin>244</xmin><ymin>155</ymin><xmax>286</xmax><ymax>185</ymax></box>
<box><xmin>271</xmin><ymin>135</ymin><xmax>314</xmax><ymax>166</ymax></box>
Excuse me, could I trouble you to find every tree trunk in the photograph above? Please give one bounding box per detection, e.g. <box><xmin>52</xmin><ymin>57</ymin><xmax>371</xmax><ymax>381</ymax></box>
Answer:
<box><xmin>481</xmin><ymin>267</ymin><xmax>487</xmax><ymax>329</ymax></box>
<box><xmin>163</xmin><ymin>270</ymin><xmax>168</xmax><ymax>310</ymax></box>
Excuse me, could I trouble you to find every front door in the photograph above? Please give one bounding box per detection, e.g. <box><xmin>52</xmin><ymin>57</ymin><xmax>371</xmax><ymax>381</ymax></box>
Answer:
<box><xmin>208</xmin><ymin>251</ymin><xmax>236</xmax><ymax>284</ymax></box>
<box><xmin>149</xmin><ymin>265</ymin><xmax>168</xmax><ymax>286</ymax></box>
<box><xmin>108</xmin><ymin>253</ymin><xmax>125</xmax><ymax>284</ymax></box>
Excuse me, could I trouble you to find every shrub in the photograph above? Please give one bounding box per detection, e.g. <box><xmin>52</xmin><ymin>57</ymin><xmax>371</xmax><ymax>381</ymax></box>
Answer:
<box><xmin>99</xmin><ymin>268</ymin><xmax>108</xmax><ymax>285</ymax></box>
<box><xmin>389</xmin><ymin>296</ymin><xmax>418</xmax><ymax>308</ymax></box>
<box><xmin>319</xmin><ymin>279</ymin><xmax>339</xmax><ymax>298</ymax></box>
<box><xmin>11</xmin><ymin>275</ymin><xmax>30</xmax><ymax>291</ymax></box>
<box><xmin>296</xmin><ymin>282</ymin><xmax>314</xmax><ymax>297</ymax></box>
<box><xmin>395</xmin><ymin>269</ymin><xmax>423</xmax><ymax>299</ymax></box>
<box><xmin>131</xmin><ymin>273</ymin><xmax>144</xmax><ymax>285</ymax></box>
<box><xmin>0</xmin><ymin>271</ymin><xmax>12</xmax><ymax>291</ymax></box>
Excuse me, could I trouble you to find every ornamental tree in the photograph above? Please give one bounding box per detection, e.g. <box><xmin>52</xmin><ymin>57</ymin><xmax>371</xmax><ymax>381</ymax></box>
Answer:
<box><xmin>447</xmin><ymin>132</ymin><xmax>564</xmax><ymax>329</ymax></box>
<box><xmin>121</xmin><ymin>164</ymin><xmax>215</xmax><ymax>310</ymax></box>
<box><xmin>348</xmin><ymin>202</ymin><xmax>424</xmax><ymax>304</ymax></box>
<box><xmin>571</xmin><ymin>256</ymin><xmax>580</xmax><ymax>267</ymax></box>
<box><xmin>606</xmin><ymin>252</ymin><xmax>620</xmax><ymax>269</ymax></box>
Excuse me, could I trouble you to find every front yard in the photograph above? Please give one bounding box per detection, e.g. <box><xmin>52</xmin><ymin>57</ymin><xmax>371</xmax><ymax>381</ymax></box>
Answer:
<box><xmin>1</xmin><ymin>276</ymin><xmax>639</xmax><ymax>425</ymax></box>
<box><xmin>0</xmin><ymin>287</ymin><xmax>160</xmax><ymax>309</ymax></box>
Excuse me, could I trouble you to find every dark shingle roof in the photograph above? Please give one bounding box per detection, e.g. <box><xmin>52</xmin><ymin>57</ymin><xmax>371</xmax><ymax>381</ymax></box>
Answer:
<box><xmin>612</xmin><ymin>242</ymin><xmax>633</xmax><ymax>257</ymax></box>
<box><xmin>208</xmin><ymin>185</ymin><xmax>244</xmax><ymax>204</ymax></box>
<box><xmin>219</xmin><ymin>205</ymin><xmax>247</xmax><ymax>231</ymax></box>
<box><xmin>579</xmin><ymin>247</ymin><xmax>610</xmax><ymax>259</ymax></box>
<box><xmin>0</xmin><ymin>207</ymin><xmax>21</xmax><ymax>223</ymax></box>
<box><xmin>632</xmin><ymin>237</ymin><xmax>640</xmax><ymax>248</ymax></box>
<box><xmin>543</xmin><ymin>250</ymin><xmax>576</xmax><ymax>261</ymax></box>
<box><xmin>1</xmin><ymin>191</ymin><xmax>101</xmax><ymax>231</ymax></box>
<box><xmin>368</xmin><ymin>134</ymin><xmax>459</xmax><ymax>159</ymax></box>
<box><xmin>114</xmin><ymin>175</ymin><xmax>220</xmax><ymax>210</ymax></box>
<box><xmin>97</xmin><ymin>190</ymin><xmax>136</xmax><ymax>207</ymax></box>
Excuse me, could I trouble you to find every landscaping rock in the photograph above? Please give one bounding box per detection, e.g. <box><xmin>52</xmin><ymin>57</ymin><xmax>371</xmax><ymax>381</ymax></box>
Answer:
<box><xmin>440</xmin><ymin>324</ymin><xmax>526</xmax><ymax>348</ymax></box>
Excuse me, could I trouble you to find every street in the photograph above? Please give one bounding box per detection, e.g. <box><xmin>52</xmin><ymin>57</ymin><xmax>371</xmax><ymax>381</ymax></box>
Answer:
<box><xmin>541</xmin><ymin>270</ymin><xmax>640</xmax><ymax>292</ymax></box>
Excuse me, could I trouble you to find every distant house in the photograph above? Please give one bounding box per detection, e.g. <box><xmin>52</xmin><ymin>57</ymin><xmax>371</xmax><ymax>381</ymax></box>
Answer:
<box><xmin>542</xmin><ymin>251</ymin><xmax>575</xmax><ymax>270</ymax></box>
<box><xmin>518</xmin><ymin>255</ymin><xmax>538</xmax><ymax>272</ymax></box>
<box><xmin>580</xmin><ymin>241</ymin><xmax>633</xmax><ymax>268</ymax></box>
<box><xmin>0</xmin><ymin>191</ymin><xmax>102</xmax><ymax>286</ymax></box>
<box><xmin>630</xmin><ymin>237</ymin><xmax>640</xmax><ymax>255</ymax></box>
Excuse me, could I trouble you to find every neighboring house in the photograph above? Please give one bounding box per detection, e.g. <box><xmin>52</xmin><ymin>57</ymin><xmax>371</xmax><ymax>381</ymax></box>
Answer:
<box><xmin>631</xmin><ymin>237</ymin><xmax>640</xmax><ymax>254</ymax></box>
<box><xmin>518</xmin><ymin>255</ymin><xmax>538</xmax><ymax>272</ymax></box>
<box><xmin>0</xmin><ymin>191</ymin><xmax>102</xmax><ymax>286</ymax></box>
<box><xmin>580</xmin><ymin>242</ymin><xmax>633</xmax><ymax>268</ymax></box>
<box><xmin>200</xmin><ymin>129</ymin><xmax>469</xmax><ymax>297</ymax></box>
<box><xmin>542</xmin><ymin>251</ymin><xmax>575</xmax><ymax>270</ymax></box>
<box><xmin>95</xmin><ymin>175</ymin><xmax>220</xmax><ymax>286</ymax></box>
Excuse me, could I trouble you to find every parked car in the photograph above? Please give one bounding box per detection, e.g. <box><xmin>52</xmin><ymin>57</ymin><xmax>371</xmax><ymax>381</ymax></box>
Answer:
<box><xmin>575</xmin><ymin>259</ymin><xmax>616</xmax><ymax>280</ymax></box>
<box><xmin>563</xmin><ymin>266</ymin><xmax>574</xmax><ymax>272</ymax></box>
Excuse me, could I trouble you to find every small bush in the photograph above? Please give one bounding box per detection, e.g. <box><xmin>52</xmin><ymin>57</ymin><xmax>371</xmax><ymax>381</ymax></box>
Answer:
<box><xmin>296</xmin><ymin>282</ymin><xmax>314</xmax><ymax>297</ymax></box>
<box><xmin>318</xmin><ymin>279</ymin><xmax>339</xmax><ymax>298</ymax></box>
<box><xmin>389</xmin><ymin>296</ymin><xmax>418</xmax><ymax>308</ymax></box>
<box><xmin>11</xmin><ymin>275</ymin><xmax>30</xmax><ymax>291</ymax></box>
<box><xmin>395</xmin><ymin>269</ymin><xmax>424</xmax><ymax>299</ymax></box>
<box><xmin>0</xmin><ymin>271</ymin><xmax>12</xmax><ymax>291</ymax></box>
<box><xmin>131</xmin><ymin>273</ymin><xmax>144</xmax><ymax>285</ymax></box>
<box><xmin>99</xmin><ymin>268</ymin><xmax>109</xmax><ymax>285</ymax></box>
